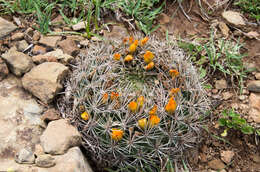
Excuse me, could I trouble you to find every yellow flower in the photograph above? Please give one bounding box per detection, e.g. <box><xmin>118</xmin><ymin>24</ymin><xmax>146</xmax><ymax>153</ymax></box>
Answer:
<box><xmin>138</xmin><ymin>118</ymin><xmax>148</xmax><ymax>130</ymax></box>
<box><xmin>110</xmin><ymin>92</ymin><xmax>119</xmax><ymax>101</ymax></box>
<box><xmin>113</xmin><ymin>53</ymin><xmax>121</xmax><ymax>61</ymax></box>
<box><xmin>144</xmin><ymin>61</ymin><xmax>154</xmax><ymax>71</ymax></box>
<box><xmin>165</xmin><ymin>97</ymin><xmax>177</xmax><ymax>114</ymax></box>
<box><xmin>170</xmin><ymin>88</ymin><xmax>180</xmax><ymax>95</ymax></box>
<box><xmin>143</xmin><ymin>51</ymin><xmax>154</xmax><ymax>64</ymax></box>
<box><xmin>169</xmin><ymin>69</ymin><xmax>179</xmax><ymax>77</ymax></box>
<box><xmin>137</xmin><ymin>96</ymin><xmax>145</xmax><ymax>109</ymax></box>
<box><xmin>111</xmin><ymin>128</ymin><xmax>124</xmax><ymax>141</ymax></box>
<box><xmin>102</xmin><ymin>93</ymin><xmax>109</xmax><ymax>103</ymax></box>
<box><xmin>81</xmin><ymin>111</ymin><xmax>89</xmax><ymax>120</ymax></box>
<box><xmin>124</xmin><ymin>55</ymin><xmax>133</xmax><ymax>62</ymax></box>
<box><xmin>133</xmin><ymin>40</ymin><xmax>138</xmax><ymax>46</ymax></box>
<box><xmin>128</xmin><ymin>101</ymin><xmax>138</xmax><ymax>113</ymax></box>
<box><xmin>129</xmin><ymin>36</ymin><xmax>134</xmax><ymax>44</ymax></box>
<box><xmin>149</xmin><ymin>115</ymin><xmax>160</xmax><ymax>127</ymax></box>
<box><xmin>140</xmin><ymin>37</ymin><xmax>149</xmax><ymax>46</ymax></box>
<box><xmin>129</xmin><ymin>43</ymin><xmax>137</xmax><ymax>53</ymax></box>
<box><xmin>149</xmin><ymin>105</ymin><xmax>157</xmax><ymax>116</ymax></box>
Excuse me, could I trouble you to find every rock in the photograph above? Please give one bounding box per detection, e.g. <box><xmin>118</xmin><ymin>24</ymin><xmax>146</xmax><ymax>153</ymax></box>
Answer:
<box><xmin>158</xmin><ymin>13</ymin><xmax>171</xmax><ymax>25</ymax></box>
<box><xmin>40</xmin><ymin>119</ymin><xmax>81</xmax><ymax>155</ymax></box>
<box><xmin>33</xmin><ymin>31</ymin><xmax>41</xmax><ymax>41</ymax></box>
<box><xmin>221</xmin><ymin>150</ymin><xmax>234</xmax><ymax>164</ymax></box>
<box><xmin>72</xmin><ymin>21</ymin><xmax>86</xmax><ymax>31</ymax></box>
<box><xmin>25</xmin><ymin>28</ymin><xmax>34</xmax><ymax>37</ymax></box>
<box><xmin>212</xmin><ymin>89</ymin><xmax>218</xmax><ymax>94</ymax></box>
<box><xmin>248</xmin><ymin>108</ymin><xmax>260</xmax><ymax>123</ymax></box>
<box><xmin>0</xmin><ymin>58</ymin><xmax>9</xmax><ymax>81</ymax></box>
<box><xmin>0</xmin><ymin>17</ymin><xmax>17</xmax><ymax>38</ymax></box>
<box><xmin>255</xmin><ymin>73</ymin><xmax>260</xmax><ymax>80</ymax></box>
<box><xmin>32</xmin><ymin>55</ymin><xmax>58</xmax><ymax>64</ymax></box>
<box><xmin>222</xmin><ymin>92</ymin><xmax>233</xmax><ymax>100</ymax></box>
<box><xmin>16</xmin><ymin>40</ymin><xmax>29</xmax><ymax>52</ymax></box>
<box><xmin>103</xmin><ymin>25</ymin><xmax>128</xmax><ymax>42</ymax></box>
<box><xmin>11</xmin><ymin>32</ymin><xmax>24</xmax><ymax>41</ymax></box>
<box><xmin>0</xmin><ymin>75</ymin><xmax>44</xmax><ymax>166</ymax></box>
<box><xmin>218</xmin><ymin>22</ymin><xmax>229</xmax><ymax>38</ymax></box>
<box><xmin>215</xmin><ymin>79</ymin><xmax>227</xmax><ymax>89</ymax></box>
<box><xmin>35</xmin><ymin>154</ymin><xmax>56</xmax><ymax>168</ymax></box>
<box><xmin>208</xmin><ymin>159</ymin><xmax>225</xmax><ymax>170</ymax></box>
<box><xmin>34</xmin><ymin>144</ymin><xmax>45</xmax><ymax>156</ymax></box>
<box><xmin>248</xmin><ymin>80</ymin><xmax>260</xmax><ymax>93</ymax></box>
<box><xmin>22</xmin><ymin>62</ymin><xmax>69</xmax><ymax>104</ymax></box>
<box><xmin>41</xmin><ymin>108</ymin><xmax>60</xmax><ymax>123</ymax></box>
<box><xmin>79</xmin><ymin>39</ymin><xmax>89</xmax><ymax>47</ymax></box>
<box><xmin>222</xmin><ymin>11</ymin><xmax>245</xmax><ymax>26</ymax></box>
<box><xmin>244</xmin><ymin>62</ymin><xmax>257</xmax><ymax>72</ymax></box>
<box><xmin>57</xmin><ymin>38</ymin><xmax>79</xmax><ymax>56</ymax></box>
<box><xmin>44</xmin><ymin>49</ymin><xmax>74</xmax><ymax>64</ymax></box>
<box><xmin>2</xmin><ymin>48</ymin><xmax>33</xmax><ymax>76</ymax></box>
<box><xmin>15</xmin><ymin>147</ymin><xmax>35</xmax><ymax>164</ymax></box>
<box><xmin>249</xmin><ymin>93</ymin><xmax>260</xmax><ymax>111</ymax></box>
<box><xmin>13</xmin><ymin>16</ymin><xmax>21</xmax><ymax>26</ymax></box>
<box><xmin>238</xmin><ymin>95</ymin><xmax>247</xmax><ymax>101</ymax></box>
<box><xmin>32</xmin><ymin>45</ymin><xmax>47</xmax><ymax>55</ymax></box>
<box><xmin>39</xmin><ymin>36</ymin><xmax>61</xmax><ymax>47</ymax></box>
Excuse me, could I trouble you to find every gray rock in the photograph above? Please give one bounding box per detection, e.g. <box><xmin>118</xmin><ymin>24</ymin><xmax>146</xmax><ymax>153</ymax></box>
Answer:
<box><xmin>72</xmin><ymin>21</ymin><xmax>86</xmax><ymax>31</ymax></box>
<box><xmin>215</xmin><ymin>79</ymin><xmax>227</xmax><ymax>89</ymax></box>
<box><xmin>15</xmin><ymin>147</ymin><xmax>35</xmax><ymax>164</ymax></box>
<box><xmin>0</xmin><ymin>17</ymin><xmax>17</xmax><ymax>38</ymax></box>
<box><xmin>103</xmin><ymin>25</ymin><xmax>128</xmax><ymax>42</ymax></box>
<box><xmin>0</xmin><ymin>58</ymin><xmax>9</xmax><ymax>81</ymax></box>
<box><xmin>35</xmin><ymin>154</ymin><xmax>56</xmax><ymax>168</ymax></box>
<box><xmin>44</xmin><ymin>49</ymin><xmax>74</xmax><ymax>64</ymax></box>
<box><xmin>39</xmin><ymin>36</ymin><xmax>61</xmax><ymax>47</ymax></box>
<box><xmin>22</xmin><ymin>62</ymin><xmax>69</xmax><ymax>103</ymax></box>
<box><xmin>57</xmin><ymin>38</ymin><xmax>79</xmax><ymax>56</ymax></box>
<box><xmin>222</xmin><ymin>11</ymin><xmax>246</xmax><ymax>26</ymax></box>
<box><xmin>2</xmin><ymin>48</ymin><xmax>33</xmax><ymax>76</ymax></box>
<box><xmin>16</xmin><ymin>40</ymin><xmax>29</xmax><ymax>52</ymax></box>
<box><xmin>248</xmin><ymin>80</ymin><xmax>260</xmax><ymax>93</ymax></box>
<box><xmin>40</xmin><ymin>119</ymin><xmax>81</xmax><ymax>155</ymax></box>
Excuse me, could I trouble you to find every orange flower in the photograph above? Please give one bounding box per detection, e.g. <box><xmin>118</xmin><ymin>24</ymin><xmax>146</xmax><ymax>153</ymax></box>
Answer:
<box><xmin>133</xmin><ymin>40</ymin><xmax>138</xmax><ymax>46</ymax></box>
<box><xmin>169</xmin><ymin>69</ymin><xmax>179</xmax><ymax>77</ymax></box>
<box><xmin>143</xmin><ymin>51</ymin><xmax>154</xmax><ymax>64</ymax></box>
<box><xmin>113</xmin><ymin>53</ymin><xmax>121</xmax><ymax>61</ymax></box>
<box><xmin>138</xmin><ymin>118</ymin><xmax>148</xmax><ymax>130</ymax></box>
<box><xmin>128</xmin><ymin>101</ymin><xmax>138</xmax><ymax>113</ymax></box>
<box><xmin>149</xmin><ymin>105</ymin><xmax>157</xmax><ymax>116</ymax></box>
<box><xmin>170</xmin><ymin>88</ymin><xmax>180</xmax><ymax>95</ymax></box>
<box><xmin>149</xmin><ymin>115</ymin><xmax>160</xmax><ymax>127</ymax></box>
<box><xmin>129</xmin><ymin>36</ymin><xmax>134</xmax><ymax>44</ymax></box>
<box><xmin>111</xmin><ymin>128</ymin><xmax>124</xmax><ymax>141</ymax></box>
<box><xmin>140</xmin><ymin>37</ymin><xmax>149</xmax><ymax>46</ymax></box>
<box><xmin>124</xmin><ymin>55</ymin><xmax>133</xmax><ymax>62</ymax></box>
<box><xmin>137</xmin><ymin>96</ymin><xmax>145</xmax><ymax>109</ymax></box>
<box><xmin>165</xmin><ymin>97</ymin><xmax>177</xmax><ymax>114</ymax></box>
<box><xmin>81</xmin><ymin>111</ymin><xmax>89</xmax><ymax>120</ymax></box>
<box><xmin>129</xmin><ymin>43</ymin><xmax>137</xmax><ymax>53</ymax></box>
<box><xmin>144</xmin><ymin>61</ymin><xmax>154</xmax><ymax>70</ymax></box>
<box><xmin>102</xmin><ymin>93</ymin><xmax>109</xmax><ymax>103</ymax></box>
<box><xmin>110</xmin><ymin>92</ymin><xmax>119</xmax><ymax>101</ymax></box>
<box><xmin>123</xmin><ymin>37</ymin><xmax>128</xmax><ymax>44</ymax></box>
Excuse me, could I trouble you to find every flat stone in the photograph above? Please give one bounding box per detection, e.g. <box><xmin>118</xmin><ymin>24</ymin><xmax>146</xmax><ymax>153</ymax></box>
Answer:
<box><xmin>11</xmin><ymin>32</ymin><xmax>24</xmax><ymax>41</ymax></box>
<box><xmin>72</xmin><ymin>21</ymin><xmax>86</xmax><ymax>31</ymax></box>
<box><xmin>57</xmin><ymin>38</ymin><xmax>79</xmax><ymax>56</ymax></box>
<box><xmin>215</xmin><ymin>79</ymin><xmax>227</xmax><ymax>89</ymax></box>
<box><xmin>220</xmin><ymin>150</ymin><xmax>234</xmax><ymax>164</ymax></box>
<box><xmin>22</xmin><ymin>62</ymin><xmax>69</xmax><ymax>103</ymax></box>
<box><xmin>208</xmin><ymin>159</ymin><xmax>225</xmax><ymax>170</ymax></box>
<box><xmin>2</xmin><ymin>48</ymin><xmax>33</xmax><ymax>76</ymax></box>
<box><xmin>222</xmin><ymin>92</ymin><xmax>233</xmax><ymax>100</ymax></box>
<box><xmin>249</xmin><ymin>93</ymin><xmax>260</xmax><ymax>111</ymax></box>
<box><xmin>41</xmin><ymin>108</ymin><xmax>60</xmax><ymax>123</ymax></box>
<box><xmin>16</xmin><ymin>40</ymin><xmax>29</xmax><ymax>52</ymax></box>
<box><xmin>248</xmin><ymin>80</ymin><xmax>260</xmax><ymax>93</ymax></box>
<box><xmin>39</xmin><ymin>36</ymin><xmax>61</xmax><ymax>47</ymax></box>
<box><xmin>248</xmin><ymin>108</ymin><xmax>260</xmax><ymax>123</ymax></box>
<box><xmin>158</xmin><ymin>13</ymin><xmax>171</xmax><ymax>25</ymax></box>
<box><xmin>255</xmin><ymin>73</ymin><xmax>260</xmax><ymax>80</ymax></box>
<box><xmin>44</xmin><ymin>49</ymin><xmax>74</xmax><ymax>64</ymax></box>
<box><xmin>218</xmin><ymin>22</ymin><xmax>229</xmax><ymax>38</ymax></box>
<box><xmin>222</xmin><ymin>11</ymin><xmax>246</xmax><ymax>26</ymax></box>
<box><xmin>40</xmin><ymin>119</ymin><xmax>81</xmax><ymax>155</ymax></box>
<box><xmin>103</xmin><ymin>25</ymin><xmax>128</xmax><ymax>42</ymax></box>
<box><xmin>32</xmin><ymin>45</ymin><xmax>47</xmax><ymax>55</ymax></box>
<box><xmin>0</xmin><ymin>75</ymin><xmax>44</xmax><ymax>166</ymax></box>
<box><xmin>0</xmin><ymin>17</ymin><xmax>17</xmax><ymax>38</ymax></box>
<box><xmin>15</xmin><ymin>147</ymin><xmax>35</xmax><ymax>164</ymax></box>
<box><xmin>0</xmin><ymin>58</ymin><xmax>9</xmax><ymax>81</ymax></box>
<box><xmin>32</xmin><ymin>55</ymin><xmax>58</xmax><ymax>64</ymax></box>
<box><xmin>35</xmin><ymin>154</ymin><xmax>56</xmax><ymax>168</ymax></box>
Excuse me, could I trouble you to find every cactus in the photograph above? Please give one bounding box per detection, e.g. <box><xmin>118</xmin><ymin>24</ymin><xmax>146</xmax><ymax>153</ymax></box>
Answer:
<box><xmin>58</xmin><ymin>35</ymin><xmax>209</xmax><ymax>171</ymax></box>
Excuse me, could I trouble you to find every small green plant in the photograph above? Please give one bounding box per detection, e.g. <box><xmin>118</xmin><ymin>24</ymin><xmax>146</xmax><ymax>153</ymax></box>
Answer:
<box><xmin>218</xmin><ymin>109</ymin><xmax>258</xmax><ymax>136</ymax></box>
<box><xmin>234</xmin><ymin>0</ymin><xmax>260</xmax><ymax>22</ymax></box>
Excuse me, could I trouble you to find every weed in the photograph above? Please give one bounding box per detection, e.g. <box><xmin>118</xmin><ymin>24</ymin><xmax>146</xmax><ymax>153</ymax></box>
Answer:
<box><xmin>234</xmin><ymin>0</ymin><xmax>260</xmax><ymax>22</ymax></box>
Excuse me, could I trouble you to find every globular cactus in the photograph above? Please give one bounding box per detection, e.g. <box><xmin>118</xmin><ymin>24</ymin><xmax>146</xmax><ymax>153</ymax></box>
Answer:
<box><xmin>58</xmin><ymin>35</ymin><xmax>209</xmax><ymax>171</ymax></box>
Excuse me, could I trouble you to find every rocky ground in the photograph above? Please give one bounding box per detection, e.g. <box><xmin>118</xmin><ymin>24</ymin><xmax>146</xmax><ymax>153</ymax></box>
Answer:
<box><xmin>0</xmin><ymin>1</ymin><xmax>259</xmax><ymax>172</ymax></box>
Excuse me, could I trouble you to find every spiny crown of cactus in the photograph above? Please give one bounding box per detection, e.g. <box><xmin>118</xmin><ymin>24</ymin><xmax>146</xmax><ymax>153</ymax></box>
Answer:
<box><xmin>59</xmin><ymin>35</ymin><xmax>209</xmax><ymax>171</ymax></box>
